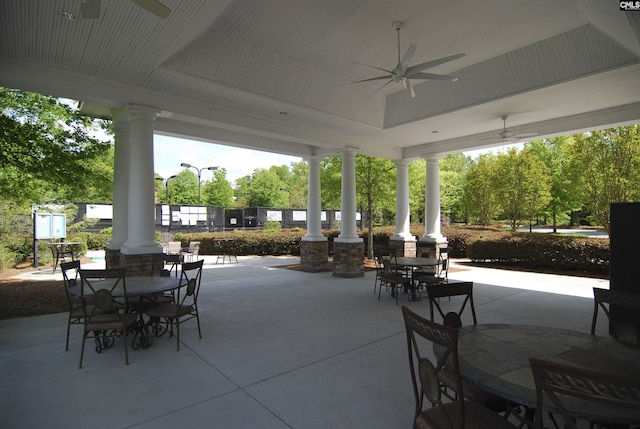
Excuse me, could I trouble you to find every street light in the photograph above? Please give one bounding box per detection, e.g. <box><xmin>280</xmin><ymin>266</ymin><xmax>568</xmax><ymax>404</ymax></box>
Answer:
<box><xmin>180</xmin><ymin>163</ymin><xmax>218</xmax><ymax>204</ymax></box>
<box><xmin>166</xmin><ymin>175</ymin><xmax>177</xmax><ymax>203</ymax></box>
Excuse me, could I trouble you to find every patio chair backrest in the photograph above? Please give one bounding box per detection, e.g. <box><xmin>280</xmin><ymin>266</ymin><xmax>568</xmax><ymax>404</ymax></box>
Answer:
<box><xmin>530</xmin><ymin>357</ymin><xmax>640</xmax><ymax>429</ymax></box>
<box><xmin>426</xmin><ymin>281</ymin><xmax>477</xmax><ymax>327</ymax></box>
<box><xmin>591</xmin><ymin>287</ymin><xmax>640</xmax><ymax>344</ymax></box>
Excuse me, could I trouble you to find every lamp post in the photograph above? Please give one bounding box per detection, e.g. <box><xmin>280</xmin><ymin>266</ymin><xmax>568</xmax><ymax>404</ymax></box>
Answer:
<box><xmin>166</xmin><ymin>175</ymin><xmax>177</xmax><ymax>203</ymax></box>
<box><xmin>180</xmin><ymin>163</ymin><xmax>218</xmax><ymax>204</ymax></box>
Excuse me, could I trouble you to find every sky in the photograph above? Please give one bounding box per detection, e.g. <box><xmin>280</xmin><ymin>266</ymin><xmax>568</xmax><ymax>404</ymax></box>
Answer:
<box><xmin>153</xmin><ymin>134</ymin><xmax>520</xmax><ymax>185</ymax></box>
<box><xmin>153</xmin><ymin>135</ymin><xmax>302</xmax><ymax>184</ymax></box>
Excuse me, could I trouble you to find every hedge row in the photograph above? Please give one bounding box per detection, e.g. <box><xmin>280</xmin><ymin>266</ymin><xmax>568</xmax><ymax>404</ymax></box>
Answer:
<box><xmin>466</xmin><ymin>234</ymin><xmax>609</xmax><ymax>274</ymax></box>
<box><xmin>175</xmin><ymin>224</ymin><xmax>610</xmax><ymax>276</ymax></box>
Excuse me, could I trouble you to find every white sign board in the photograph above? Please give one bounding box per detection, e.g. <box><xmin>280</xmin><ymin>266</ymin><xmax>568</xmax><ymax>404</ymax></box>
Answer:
<box><xmin>35</xmin><ymin>213</ymin><xmax>66</xmax><ymax>239</ymax></box>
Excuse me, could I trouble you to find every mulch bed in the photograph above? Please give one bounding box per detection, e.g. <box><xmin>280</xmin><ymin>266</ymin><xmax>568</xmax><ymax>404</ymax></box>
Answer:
<box><xmin>0</xmin><ymin>278</ymin><xmax>67</xmax><ymax>320</ymax></box>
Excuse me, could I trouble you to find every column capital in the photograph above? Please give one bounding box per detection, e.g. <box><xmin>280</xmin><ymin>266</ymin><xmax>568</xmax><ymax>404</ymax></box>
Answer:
<box><xmin>341</xmin><ymin>147</ymin><xmax>359</xmax><ymax>158</ymax></box>
<box><xmin>394</xmin><ymin>159</ymin><xmax>411</xmax><ymax>167</ymax></box>
<box><xmin>127</xmin><ymin>104</ymin><xmax>160</xmax><ymax>121</ymax></box>
<box><xmin>423</xmin><ymin>154</ymin><xmax>444</xmax><ymax>162</ymax></box>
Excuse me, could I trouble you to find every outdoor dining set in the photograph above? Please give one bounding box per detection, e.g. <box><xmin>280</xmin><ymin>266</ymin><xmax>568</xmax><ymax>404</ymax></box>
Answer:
<box><xmin>61</xmin><ymin>251</ymin><xmax>204</xmax><ymax>369</ymax></box>
<box><xmin>374</xmin><ymin>249</ymin><xmax>640</xmax><ymax>428</ymax></box>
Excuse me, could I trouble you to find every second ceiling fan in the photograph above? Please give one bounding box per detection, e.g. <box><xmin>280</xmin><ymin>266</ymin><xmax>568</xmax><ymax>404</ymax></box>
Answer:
<box><xmin>353</xmin><ymin>22</ymin><xmax>465</xmax><ymax>98</ymax></box>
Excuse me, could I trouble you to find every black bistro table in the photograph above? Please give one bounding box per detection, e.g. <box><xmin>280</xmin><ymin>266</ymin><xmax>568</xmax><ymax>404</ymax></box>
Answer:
<box><xmin>71</xmin><ymin>275</ymin><xmax>182</xmax><ymax>349</ymax></box>
<box><xmin>391</xmin><ymin>256</ymin><xmax>439</xmax><ymax>300</ymax></box>
<box><xmin>454</xmin><ymin>324</ymin><xmax>640</xmax><ymax>425</ymax></box>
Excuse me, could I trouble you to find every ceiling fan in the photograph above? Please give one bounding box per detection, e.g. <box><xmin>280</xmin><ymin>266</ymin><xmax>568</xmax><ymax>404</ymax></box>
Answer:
<box><xmin>482</xmin><ymin>115</ymin><xmax>539</xmax><ymax>142</ymax></box>
<box><xmin>352</xmin><ymin>21</ymin><xmax>465</xmax><ymax>98</ymax></box>
<box><xmin>80</xmin><ymin>0</ymin><xmax>171</xmax><ymax>19</ymax></box>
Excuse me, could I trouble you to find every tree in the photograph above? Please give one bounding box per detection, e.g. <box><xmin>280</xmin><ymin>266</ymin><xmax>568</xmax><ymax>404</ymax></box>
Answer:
<box><xmin>0</xmin><ymin>87</ymin><xmax>113</xmax><ymax>206</ymax></box>
<box><xmin>526</xmin><ymin>137</ymin><xmax>579</xmax><ymax>231</ymax></box>
<box><xmin>320</xmin><ymin>155</ymin><xmax>342</xmax><ymax>209</ymax></box>
<box><xmin>355</xmin><ymin>155</ymin><xmax>395</xmax><ymax>258</ymax></box>
<box><xmin>284</xmin><ymin>161</ymin><xmax>308</xmax><ymax>208</ymax></box>
<box><xmin>462</xmin><ymin>154</ymin><xmax>501</xmax><ymax>225</ymax></box>
<box><xmin>409</xmin><ymin>159</ymin><xmax>426</xmax><ymax>223</ymax></box>
<box><xmin>565</xmin><ymin>126</ymin><xmax>640</xmax><ymax>234</ymax></box>
<box><xmin>439</xmin><ymin>153</ymin><xmax>471</xmax><ymax>223</ymax></box>
<box><xmin>493</xmin><ymin>147</ymin><xmax>551</xmax><ymax>232</ymax></box>
<box><xmin>245</xmin><ymin>168</ymin><xmax>288</xmax><ymax>207</ymax></box>
<box><xmin>167</xmin><ymin>170</ymin><xmax>199</xmax><ymax>205</ymax></box>
<box><xmin>201</xmin><ymin>168</ymin><xmax>234</xmax><ymax>207</ymax></box>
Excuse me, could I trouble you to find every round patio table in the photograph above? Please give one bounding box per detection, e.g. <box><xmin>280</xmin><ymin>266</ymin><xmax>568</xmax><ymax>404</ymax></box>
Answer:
<box><xmin>454</xmin><ymin>324</ymin><xmax>640</xmax><ymax>425</ymax></box>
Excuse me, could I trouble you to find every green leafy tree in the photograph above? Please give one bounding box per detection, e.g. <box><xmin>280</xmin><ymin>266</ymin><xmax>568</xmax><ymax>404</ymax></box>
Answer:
<box><xmin>285</xmin><ymin>161</ymin><xmax>308</xmax><ymax>209</ymax></box>
<box><xmin>494</xmin><ymin>147</ymin><xmax>552</xmax><ymax>231</ymax></box>
<box><xmin>201</xmin><ymin>168</ymin><xmax>234</xmax><ymax>207</ymax></box>
<box><xmin>462</xmin><ymin>154</ymin><xmax>501</xmax><ymax>225</ymax></box>
<box><xmin>233</xmin><ymin>175</ymin><xmax>252</xmax><ymax>208</ymax></box>
<box><xmin>565</xmin><ymin>126</ymin><xmax>640</xmax><ymax>234</ymax></box>
<box><xmin>246</xmin><ymin>168</ymin><xmax>288</xmax><ymax>207</ymax></box>
<box><xmin>320</xmin><ymin>155</ymin><xmax>342</xmax><ymax>209</ymax></box>
<box><xmin>409</xmin><ymin>159</ymin><xmax>426</xmax><ymax>223</ymax></box>
<box><xmin>356</xmin><ymin>155</ymin><xmax>395</xmax><ymax>257</ymax></box>
<box><xmin>167</xmin><ymin>170</ymin><xmax>199</xmax><ymax>205</ymax></box>
<box><xmin>440</xmin><ymin>153</ymin><xmax>471</xmax><ymax>223</ymax></box>
<box><xmin>0</xmin><ymin>87</ymin><xmax>113</xmax><ymax>206</ymax></box>
<box><xmin>526</xmin><ymin>137</ymin><xmax>578</xmax><ymax>231</ymax></box>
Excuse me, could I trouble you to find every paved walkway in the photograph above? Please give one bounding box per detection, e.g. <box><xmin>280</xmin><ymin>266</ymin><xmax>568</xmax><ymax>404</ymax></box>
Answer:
<box><xmin>1</xmin><ymin>253</ymin><xmax>609</xmax><ymax>429</ymax></box>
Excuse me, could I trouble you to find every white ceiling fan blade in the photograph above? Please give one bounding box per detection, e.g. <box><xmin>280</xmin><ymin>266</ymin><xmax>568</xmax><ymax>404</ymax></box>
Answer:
<box><xmin>409</xmin><ymin>72</ymin><xmax>459</xmax><ymax>81</ymax></box>
<box><xmin>131</xmin><ymin>0</ymin><xmax>171</xmax><ymax>19</ymax></box>
<box><xmin>404</xmin><ymin>78</ymin><xmax>416</xmax><ymax>98</ymax></box>
<box><xmin>400</xmin><ymin>44</ymin><xmax>417</xmax><ymax>68</ymax></box>
<box><xmin>348</xmin><ymin>75</ymin><xmax>393</xmax><ymax>84</ymax></box>
<box><xmin>352</xmin><ymin>62</ymin><xmax>394</xmax><ymax>75</ymax></box>
<box><xmin>406</xmin><ymin>53</ymin><xmax>466</xmax><ymax>76</ymax></box>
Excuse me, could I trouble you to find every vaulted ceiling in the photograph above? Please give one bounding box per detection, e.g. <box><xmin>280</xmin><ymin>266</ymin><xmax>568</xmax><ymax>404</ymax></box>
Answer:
<box><xmin>1</xmin><ymin>0</ymin><xmax>639</xmax><ymax>161</ymax></box>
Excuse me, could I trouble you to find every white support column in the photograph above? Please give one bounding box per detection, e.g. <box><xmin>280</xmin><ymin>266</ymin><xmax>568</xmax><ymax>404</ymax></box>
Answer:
<box><xmin>336</xmin><ymin>148</ymin><xmax>361</xmax><ymax>243</ymax></box>
<box><xmin>106</xmin><ymin>109</ymin><xmax>129</xmax><ymax>250</ymax></box>
<box><xmin>391</xmin><ymin>159</ymin><xmax>415</xmax><ymax>241</ymax></box>
<box><xmin>422</xmin><ymin>156</ymin><xmax>446</xmax><ymax>243</ymax></box>
<box><xmin>121</xmin><ymin>105</ymin><xmax>162</xmax><ymax>255</ymax></box>
<box><xmin>302</xmin><ymin>155</ymin><xmax>325</xmax><ymax>242</ymax></box>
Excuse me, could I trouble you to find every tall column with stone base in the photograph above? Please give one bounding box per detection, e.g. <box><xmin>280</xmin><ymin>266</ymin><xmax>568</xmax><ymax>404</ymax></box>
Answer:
<box><xmin>120</xmin><ymin>105</ymin><xmax>162</xmax><ymax>274</ymax></box>
<box><xmin>333</xmin><ymin>148</ymin><xmax>364</xmax><ymax>278</ymax></box>
<box><xmin>301</xmin><ymin>155</ymin><xmax>328</xmax><ymax>272</ymax></box>
<box><xmin>389</xmin><ymin>159</ymin><xmax>416</xmax><ymax>257</ymax></box>
<box><xmin>105</xmin><ymin>110</ymin><xmax>130</xmax><ymax>268</ymax></box>
<box><xmin>418</xmin><ymin>156</ymin><xmax>448</xmax><ymax>260</ymax></box>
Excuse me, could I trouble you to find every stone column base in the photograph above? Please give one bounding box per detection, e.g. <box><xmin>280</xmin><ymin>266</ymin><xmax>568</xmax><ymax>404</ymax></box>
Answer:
<box><xmin>388</xmin><ymin>239</ymin><xmax>417</xmax><ymax>257</ymax></box>
<box><xmin>333</xmin><ymin>241</ymin><xmax>364</xmax><ymax>278</ymax></box>
<box><xmin>105</xmin><ymin>248</ymin><xmax>163</xmax><ymax>276</ymax></box>
<box><xmin>300</xmin><ymin>240</ymin><xmax>329</xmax><ymax>272</ymax></box>
<box><xmin>416</xmin><ymin>241</ymin><xmax>448</xmax><ymax>274</ymax></box>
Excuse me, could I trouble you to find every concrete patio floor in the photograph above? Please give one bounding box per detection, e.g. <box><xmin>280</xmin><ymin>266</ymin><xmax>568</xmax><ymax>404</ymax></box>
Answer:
<box><xmin>0</xmin><ymin>255</ymin><xmax>609</xmax><ymax>429</ymax></box>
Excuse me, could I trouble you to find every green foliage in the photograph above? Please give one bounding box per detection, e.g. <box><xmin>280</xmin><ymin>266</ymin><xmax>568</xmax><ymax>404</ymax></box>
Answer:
<box><xmin>463</xmin><ymin>154</ymin><xmax>501</xmax><ymax>225</ymax></box>
<box><xmin>201</xmin><ymin>168</ymin><xmax>234</xmax><ymax>207</ymax></box>
<box><xmin>467</xmin><ymin>234</ymin><xmax>609</xmax><ymax>274</ymax></box>
<box><xmin>493</xmin><ymin>147</ymin><xmax>551</xmax><ymax>231</ymax></box>
<box><xmin>355</xmin><ymin>155</ymin><xmax>396</xmax><ymax>258</ymax></box>
<box><xmin>565</xmin><ymin>125</ymin><xmax>640</xmax><ymax>234</ymax></box>
<box><xmin>167</xmin><ymin>170</ymin><xmax>199</xmax><ymax>204</ymax></box>
<box><xmin>0</xmin><ymin>87</ymin><xmax>113</xmax><ymax>205</ymax></box>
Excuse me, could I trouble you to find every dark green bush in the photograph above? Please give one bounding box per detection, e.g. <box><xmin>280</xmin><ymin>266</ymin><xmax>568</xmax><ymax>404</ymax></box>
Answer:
<box><xmin>467</xmin><ymin>233</ymin><xmax>609</xmax><ymax>274</ymax></box>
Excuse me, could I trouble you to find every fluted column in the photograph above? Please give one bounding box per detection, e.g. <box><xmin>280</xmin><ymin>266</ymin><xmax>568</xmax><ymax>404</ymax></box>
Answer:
<box><xmin>421</xmin><ymin>156</ymin><xmax>446</xmax><ymax>243</ymax></box>
<box><xmin>303</xmin><ymin>155</ymin><xmax>325</xmax><ymax>241</ymax></box>
<box><xmin>106</xmin><ymin>109</ymin><xmax>129</xmax><ymax>250</ymax></box>
<box><xmin>121</xmin><ymin>104</ymin><xmax>162</xmax><ymax>255</ymax></box>
<box><xmin>336</xmin><ymin>148</ymin><xmax>361</xmax><ymax>242</ymax></box>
